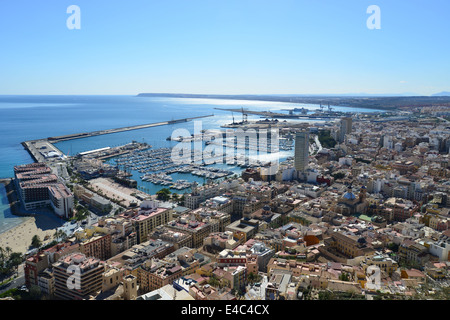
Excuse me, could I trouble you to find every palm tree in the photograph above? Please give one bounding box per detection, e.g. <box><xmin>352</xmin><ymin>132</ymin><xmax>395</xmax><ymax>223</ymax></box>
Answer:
<box><xmin>53</xmin><ymin>230</ymin><xmax>61</xmax><ymax>241</ymax></box>
<box><xmin>4</xmin><ymin>247</ymin><xmax>12</xmax><ymax>260</ymax></box>
<box><xmin>0</xmin><ymin>247</ymin><xmax>5</xmax><ymax>271</ymax></box>
<box><xmin>31</xmin><ymin>235</ymin><xmax>42</xmax><ymax>248</ymax></box>
<box><xmin>53</xmin><ymin>230</ymin><xmax>67</xmax><ymax>242</ymax></box>
<box><xmin>60</xmin><ymin>231</ymin><xmax>67</xmax><ymax>241</ymax></box>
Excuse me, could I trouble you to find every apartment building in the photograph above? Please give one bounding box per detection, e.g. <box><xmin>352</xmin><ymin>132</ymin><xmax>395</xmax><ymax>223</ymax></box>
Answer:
<box><xmin>191</xmin><ymin>207</ymin><xmax>231</xmax><ymax>232</ymax></box>
<box><xmin>138</xmin><ymin>259</ymin><xmax>183</xmax><ymax>293</ymax></box>
<box><xmin>122</xmin><ymin>200</ymin><xmax>173</xmax><ymax>244</ymax></box>
<box><xmin>149</xmin><ymin>226</ymin><xmax>191</xmax><ymax>250</ymax></box>
<box><xmin>203</xmin><ymin>231</ymin><xmax>238</xmax><ymax>252</ymax></box>
<box><xmin>106</xmin><ymin>239</ymin><xmax>175</xmax><ymax>278</ymax></box>
<box><xmin>97</xmin><ymin>216</ymin><xmax>137</xmax><ymax>256</ymax></box>
<box><xmin>53</xmin><ymin>253</ymin><xmax>104</xmax><ymax>300</ymax></box>
<box><xmin>428</xmin><ymin>235</ymin><xmax>450</xmax><ymax>261</ymax></box>
<box><xmin>200</xmin><ymin>196</ymin><xmax>234</xmax><ymax>214</ymax></box>
<box><xmin>362</xmin><ymin>253</ymin><xmax>399</xmax><ymax>276</ymax></box>
<box><xmin>184</xmin><ymin>184</ymin><xmax>221</xmax><ymax>210</ymax></box>
<box><xmin>248</xmin><ymin>241</ymin><xmax>275</xmax><ymax>273</ymax></box>
<box><xmin>80</xmin><ymin>233</ymin><xmax>112</xmax><ymax>261</ymax></box>
<box><xmin>163</xmin><ymin>247</ymin><xmax>203</xmax><ymax>277</ymax></box>
<box><xmin>24</xmin><ymin>252</ymin><xmax>49</xmax><ymax>288</ymax></box>
<box><xmin>166</xmin><ymin>215</ymin><xmax>217</xmax><ymax>248</ymax></box>
<box><xmin>384</xmin><ymin>197</ymin><xmax>418</xmax><ymax>222</ymax></box>
<box><xmin>37</xmin><ymin>269</ymin><xmax>54</xmax><ymax>296</ymax></box>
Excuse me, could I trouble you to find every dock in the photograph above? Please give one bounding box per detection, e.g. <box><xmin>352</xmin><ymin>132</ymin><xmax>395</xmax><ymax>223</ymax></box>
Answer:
<box><xmin>214</xmin><ymin>107</ymin><xmax>339</xmax><ymax>119</ymax></box>
<box><xmin>21</xmin><ymin>114</ymin><xmax>214</xmax><ymax>163</ymax></box>
<box><xmin>46</xmin><ymin>114</ymin><xmax>214</xmax><ymax>143</ymax></box>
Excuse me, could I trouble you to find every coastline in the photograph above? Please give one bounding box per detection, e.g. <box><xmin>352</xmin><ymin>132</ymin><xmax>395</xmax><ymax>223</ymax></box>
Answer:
<box><xmin>0</xmin><ymin>179</ymin><xmax>60</xmax><ymax>254</ymax></box>
<box><xmin>0</xmin><ymin>216</ymin><xmax>57</xmax><ymax>254</ymax></box>
<box><xmin>0</xmin><ymin>178</ymin><xmax>35</xmax><ymax>218</ymax></box>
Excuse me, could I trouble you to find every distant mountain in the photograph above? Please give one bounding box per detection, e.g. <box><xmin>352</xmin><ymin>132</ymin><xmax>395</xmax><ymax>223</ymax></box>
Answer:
<box><xmin>432</xmin><ymin>91</ymin><xmax>450</xmax><ymax>96</ymax></box>
<box><xmin>137</xmin><ymin>93</ymin><xmax>450</xmax><ymax>110</ymax></box>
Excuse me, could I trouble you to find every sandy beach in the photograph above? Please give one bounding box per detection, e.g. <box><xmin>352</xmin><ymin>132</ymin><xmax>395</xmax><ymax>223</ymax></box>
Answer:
<box><xmin>0</xmin><ymin>179</ymin><xmax>65</xmax><ymax>254</ymax></box>
<box><xmin>0</xmin><ymin>215</ymin><xmax>63</xmax><ymax>254</ymax></box>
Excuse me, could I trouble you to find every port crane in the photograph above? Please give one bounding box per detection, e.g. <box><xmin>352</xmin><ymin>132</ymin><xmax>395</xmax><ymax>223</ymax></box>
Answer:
<box><xmin>241</xmin><ymin>107</ymin><xmax>248</xmax><ymax>123</ymax></box>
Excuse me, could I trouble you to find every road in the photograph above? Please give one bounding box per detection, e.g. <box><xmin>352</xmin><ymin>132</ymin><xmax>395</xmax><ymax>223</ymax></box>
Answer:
<box><xmin>0</xmin><ymin>264</ymin><xmax>25</xmax><ymax>295</ymax></box>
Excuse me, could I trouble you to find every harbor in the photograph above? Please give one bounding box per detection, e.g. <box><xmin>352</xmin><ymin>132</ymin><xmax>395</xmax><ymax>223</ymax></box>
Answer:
<box><xmin>20</xmin><ymin>114</ymin><xmax>214</xmax><ymax>164</ymax></box>
<box><xmin>111</xmin><ymin>147</ymin><xmax>238</xmax><ymax>190</ymax></box>
<box><xmin>46</xmin><ymin>114</ymin><xmax>214</xmax><ymax>143</ymax></box>
<box><xmin>108</xmin><ymin>137</ymin><xmax>288</xmax><ymax>192</ymax></box>
<box><xmin>214</xmin><ymin>106</ymin><xmax>343</xmax><ymax>120</ymax></box>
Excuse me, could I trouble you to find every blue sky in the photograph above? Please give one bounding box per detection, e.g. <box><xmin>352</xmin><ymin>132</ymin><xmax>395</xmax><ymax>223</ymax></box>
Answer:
<box><xmin>0</xmin><ymin>0</ymin><xmax>449</xmax><ymax>95</ymax></box>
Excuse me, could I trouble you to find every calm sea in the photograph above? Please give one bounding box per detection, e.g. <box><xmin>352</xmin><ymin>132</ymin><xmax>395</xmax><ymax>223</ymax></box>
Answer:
<box><xmin>0</xmin><ymin>95</ymin><xmax>382</xmax><ymax>234</ymax></box>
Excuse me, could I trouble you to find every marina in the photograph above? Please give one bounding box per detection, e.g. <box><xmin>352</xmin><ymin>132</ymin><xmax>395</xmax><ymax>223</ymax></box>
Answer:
<box><xmin>20</xmin><ymin>114</ymin><xmax>214</xmax><ymax>164</ymax></box>
<box><xmin>109</xmin><ymin>141</ymin><xmax>284</xmax><ymax>191</ymax></box>
<box><xmin>110</xmin><ymin>147</ymin><xmax>238</xmax><ymax>191</ymax></box>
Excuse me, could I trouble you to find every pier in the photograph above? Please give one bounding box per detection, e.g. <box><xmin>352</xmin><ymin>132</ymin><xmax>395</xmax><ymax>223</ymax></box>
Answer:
<box><xmin>46</xmin><ymin>114</ymin><xmax>214</xmax><ymax>143</ymax></box>
<box><xmin>21</xmin><ymin>115</ymin><xmax>214</xmax><ymax>163</ymax></box>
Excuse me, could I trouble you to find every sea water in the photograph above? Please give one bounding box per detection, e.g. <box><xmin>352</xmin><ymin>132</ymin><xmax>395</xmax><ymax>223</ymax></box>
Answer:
<box><xmin>0</xmin><ymin>95</ymin><xmax>383</xmax><ymax>234</ymax></box>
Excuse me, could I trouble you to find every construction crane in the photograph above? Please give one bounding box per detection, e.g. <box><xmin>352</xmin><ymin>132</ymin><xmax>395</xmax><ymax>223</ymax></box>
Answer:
<box><xmin>241</xmin><ymin>107</ymin><xmax>248</xmax><ymax>123</ymax></box>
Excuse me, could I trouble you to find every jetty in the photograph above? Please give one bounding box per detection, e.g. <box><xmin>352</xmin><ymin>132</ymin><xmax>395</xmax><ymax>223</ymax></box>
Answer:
<box><xmin>21</xmin><ymin>115</ymin><xmax>214</xmax><ymax>163</ymax></box>
<box><xmin>46</xmin><ymin>114</ymin><xmax>214</xmax><ymax>143</ymax></box>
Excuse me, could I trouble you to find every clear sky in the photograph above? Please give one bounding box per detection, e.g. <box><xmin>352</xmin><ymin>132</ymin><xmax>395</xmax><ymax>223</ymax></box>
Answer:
<box><xmin>0</xmin><ymin>0</ymin><xmax>449</xmax><ymax>95</ymax></box>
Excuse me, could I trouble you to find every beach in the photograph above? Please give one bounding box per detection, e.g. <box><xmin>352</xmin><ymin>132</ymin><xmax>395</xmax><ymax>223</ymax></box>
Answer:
<box><xmin>0</xmin><ymin>178</ymin><xmax>66</xmax><ymax>254</ymax></box>
<box><xmin>0</xmin><ymin>215</ymin><xmax>61</xmax><ymax>254</ymax></box>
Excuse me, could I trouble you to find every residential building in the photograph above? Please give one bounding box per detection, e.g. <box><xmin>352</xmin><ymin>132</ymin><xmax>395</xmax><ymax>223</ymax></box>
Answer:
<box><xmin>53</xmin><ymin>253</ymin><xmax>104</xmax><ymax>300</ymax></box>
<box><xmin>37</xmin><ymin>268</ymin><xmax>54</xmax><ymax>296</ymax></box>
<box><xmin>122</xmin><ymin>200</ymin><xmax>173</xmax><ymax>244</ymax></box>
<box><xmin>137</xmin><ymin>259</ymin><xmax>183</xmax><ymax>293</ymax></box>
<box><xmin>149</xmin><ymin>226</ymin><xmax>192</xmax><ymax>250</ymax></box>
<box><xmin>166</xmin><ymin>215</ymin><xmax>217</xmax><ymax>248</ymax></box>
<box><xmin>184</xmin><ymin>184</ymin><xmax>221</xmax><ymax>210</ymax></box>
<box><xmin>24</xmin><ymin>252</ymin><xmax>49</xmax><ymax>288</ymax></box>
<box><xmin>106</xmin><ymin>239</ymin><xmax>175</xmax><ymax>277</ymax></box>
